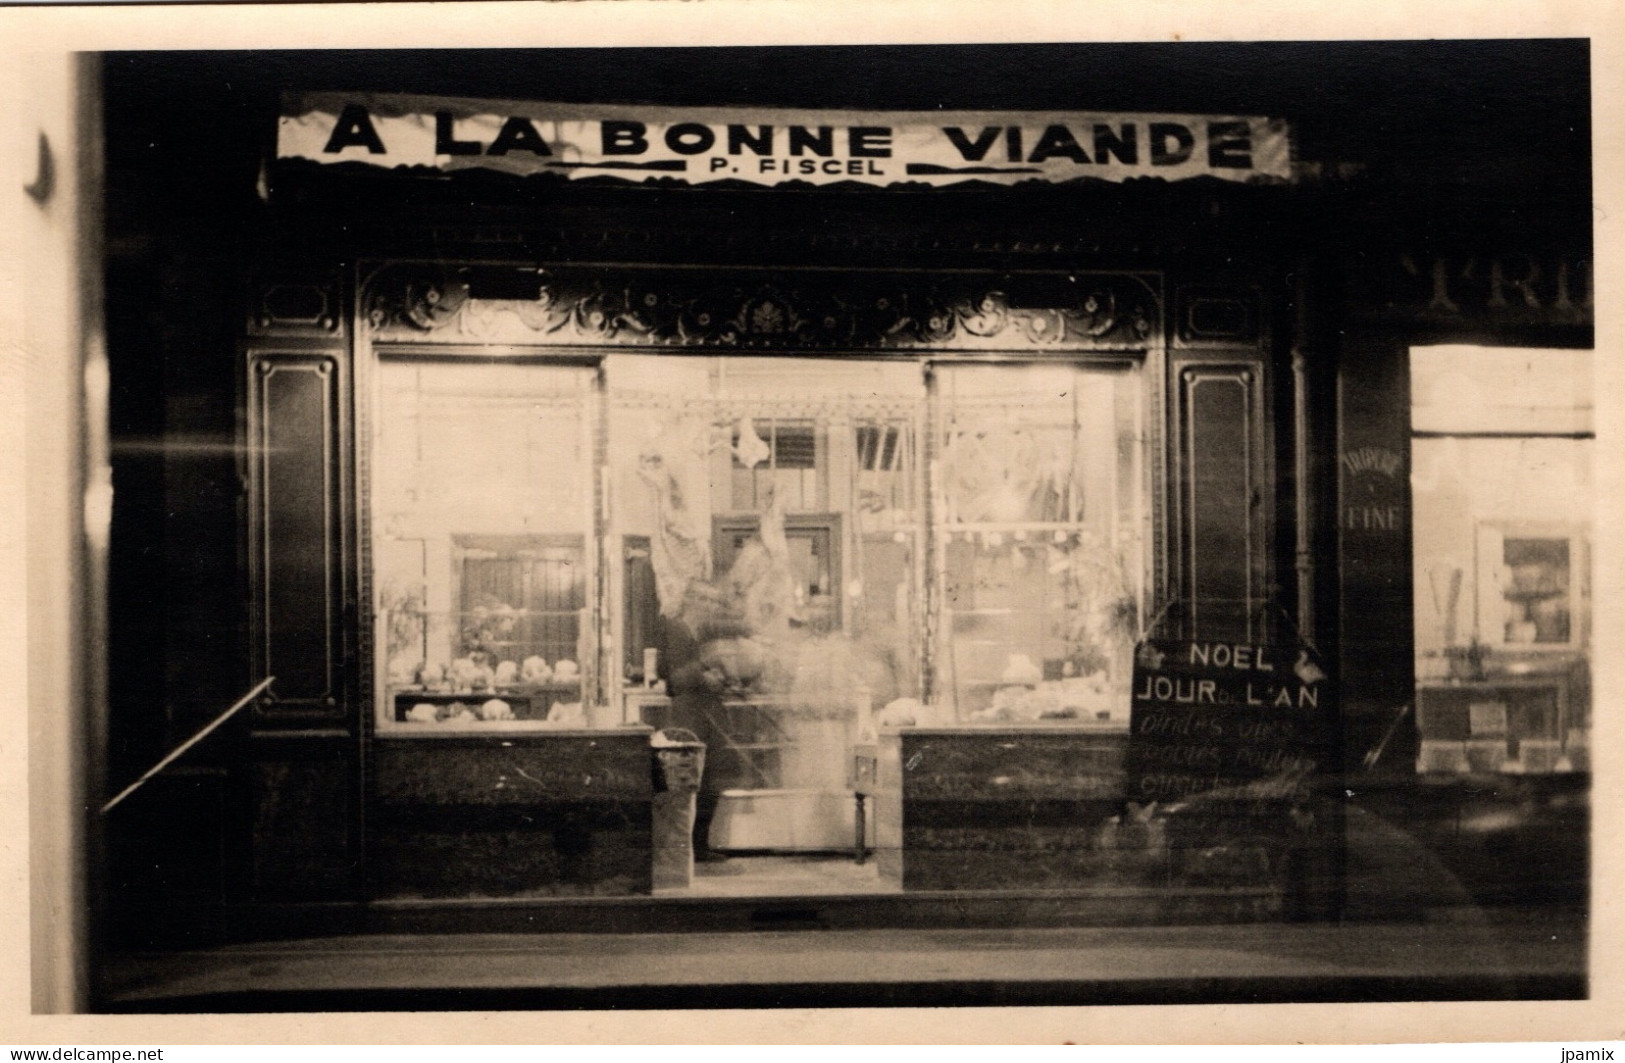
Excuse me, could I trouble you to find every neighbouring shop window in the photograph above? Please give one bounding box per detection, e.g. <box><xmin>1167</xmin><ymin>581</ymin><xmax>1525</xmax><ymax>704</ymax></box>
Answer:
<box><xmin>934</xmin><ymin>363</ymin><xmax>1147</xmax><ymax>724</ymax></box>
<box><xmin>372</xmin><ymin>358</ymin><xmax>596</xmax><ymax>731</ymax></box>
<box><xmin>1410</xmin><ymin>346</ymin><xmax>1592</xmax><ymax>774</ymax></box>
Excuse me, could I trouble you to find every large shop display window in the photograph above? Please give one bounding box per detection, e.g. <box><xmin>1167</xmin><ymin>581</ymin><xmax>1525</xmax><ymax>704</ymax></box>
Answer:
<box><xmin>1411</xmin><ymin>347</ymin><xmax>1593</xmax><ymax>775</ymax></box>
<box><xmin>372</xmin><ymin>358</ymin><xmax>597</xmax><ymax>731</ymax></box>
<box><xmin>372</xmin><ymin>352</ymin><xmax>1149</xmax><ymax>736</ymax></box>
<box><xmin>935</xmin><ymin>363</ymin><xmax>1146</xmax><ymax>723</ymax></box>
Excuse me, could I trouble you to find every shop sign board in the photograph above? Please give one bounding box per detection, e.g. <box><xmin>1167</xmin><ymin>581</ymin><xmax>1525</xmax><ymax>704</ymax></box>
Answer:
<box><xmin>1125</xmin><ymin>638</ymin><xmax>1331</xmax><ymax>806</ymax></box>
<box><xmin>1349</xmin><ymin>251</ymin><xmax>1593</xmax><ymax>331</ymax></box>
<box><xmin>278</xmin><ymin>92</ymin><xmax>1293</xmax><ymax>189</ymax></box>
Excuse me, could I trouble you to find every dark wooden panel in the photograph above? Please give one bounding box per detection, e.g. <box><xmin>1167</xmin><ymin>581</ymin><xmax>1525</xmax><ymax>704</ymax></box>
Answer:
<box><xmin>1349</xmin><ymin>774</ymin><xmax>1588</xmax><ymax>910</ymax></box>
<box><xmin>1336</xmin><ymin>335</ymin><xmax>1416</xmax><ymax>768</ymax></box>
<box><xmin>248</xmin><ymin>276</ymin><xmax>345</xmax><ymax>338</ymax></box>
<box><xmin>240</xmin><ymin>739</ymin><xmax>360</xmax><ymax>902</ymax></box>
<box><xmin>246</xmin><ymin>350</ymin><xmax>350</xmax><ymax>724</ymax></box>
<box><xmin>1174</xmin><ymin>362</ymin><xmax>1269</xmax><ymax>642</ymax></box>
<box><xmin>103</xmin><ymin>769</ymin><xmax>229</xmax><ymax>947</ymax></box>
<box><xmin>1174</xmin><ymin>284</ymin><xmax>1262</xmax><ymax>347</ymax></box>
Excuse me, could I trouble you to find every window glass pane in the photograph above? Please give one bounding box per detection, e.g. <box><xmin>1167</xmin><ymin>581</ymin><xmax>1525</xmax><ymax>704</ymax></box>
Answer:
<box><xmin>935</xmin><ymin>363</ymin><xmax>1146</xmax><ymax>723</ymax></box>
<box><xmin>1412</xmin><ymin>346</ymin><xmax>1593</xmax><ymax>434</ymax></box>
<box><xmin>372</xmin><ymin>358</ymin><xmax>594</xmax><ymax>730</ymax></box>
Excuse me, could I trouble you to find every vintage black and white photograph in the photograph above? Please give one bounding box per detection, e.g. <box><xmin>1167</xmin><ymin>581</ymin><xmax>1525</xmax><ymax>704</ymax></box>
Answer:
<box><xmin>7</xmin><ymin>6</ymin><xmax>1617</xmax><ymax>1041</ymax></box>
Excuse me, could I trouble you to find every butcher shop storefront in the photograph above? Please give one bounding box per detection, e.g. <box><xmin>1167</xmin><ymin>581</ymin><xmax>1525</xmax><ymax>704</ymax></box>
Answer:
<box><xmin>96</xmin><ymin>46</ymin><xmax>1592</xmax><ymax>966</ymax></box>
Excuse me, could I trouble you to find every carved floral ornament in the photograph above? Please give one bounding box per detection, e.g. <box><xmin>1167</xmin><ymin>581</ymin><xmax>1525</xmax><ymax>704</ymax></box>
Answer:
<box><xmin>363</xmin><ymin>266</ymin><xmax>1161</xmax><ymax>350</ymax></box>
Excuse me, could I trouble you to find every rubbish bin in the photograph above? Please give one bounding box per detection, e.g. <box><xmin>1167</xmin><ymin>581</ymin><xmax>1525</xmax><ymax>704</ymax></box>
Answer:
<box><xmin>650</xmin><ymin>728</ymin><xmax>707</xmax><ymax>889</ymax></box>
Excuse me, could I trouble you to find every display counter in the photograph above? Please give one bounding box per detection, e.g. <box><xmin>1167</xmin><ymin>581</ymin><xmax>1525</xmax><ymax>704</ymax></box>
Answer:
<box><xmin>369</xmin><ymin>727</ymin><xmax>655</xmax><ymax>898</ymax></box>
<box><xmin>1415</xmin><ymin>673</ymin><xmax>1582</xmax><ymax>774</ymax></box>
<box><xmin>385</xmin><ymin>683</ymin><xmax>585</xmax><ymax>728</ymax></box>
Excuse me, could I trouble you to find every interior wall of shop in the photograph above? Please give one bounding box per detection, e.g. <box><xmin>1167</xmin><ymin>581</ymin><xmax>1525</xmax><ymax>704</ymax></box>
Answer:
<box><xmin>97</xmin><ymin>44</ymin><xmax>1592</xmax><ymax>946</ymax></box>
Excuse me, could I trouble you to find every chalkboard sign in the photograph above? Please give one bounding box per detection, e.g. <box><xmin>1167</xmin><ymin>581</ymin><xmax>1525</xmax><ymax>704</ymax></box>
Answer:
<box><xmin>1125</xmin><ymin>638</ymin><xmax>1332</xmax><ymax>807</ymax></box>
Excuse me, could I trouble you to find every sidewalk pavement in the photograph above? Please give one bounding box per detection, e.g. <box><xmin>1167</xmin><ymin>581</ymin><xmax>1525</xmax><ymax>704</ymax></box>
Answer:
<box><xmin>99</xmin><ymin>906</ymin><xmax>1586</xmax><ymax>1012</ymax></box>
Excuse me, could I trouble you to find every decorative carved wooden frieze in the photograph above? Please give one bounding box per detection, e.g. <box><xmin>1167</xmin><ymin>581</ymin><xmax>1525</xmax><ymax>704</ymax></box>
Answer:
<box><xmin>362</xmin><ymin>264</ymin><xmax>1162</xmax><ymax>350</ymax></box>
